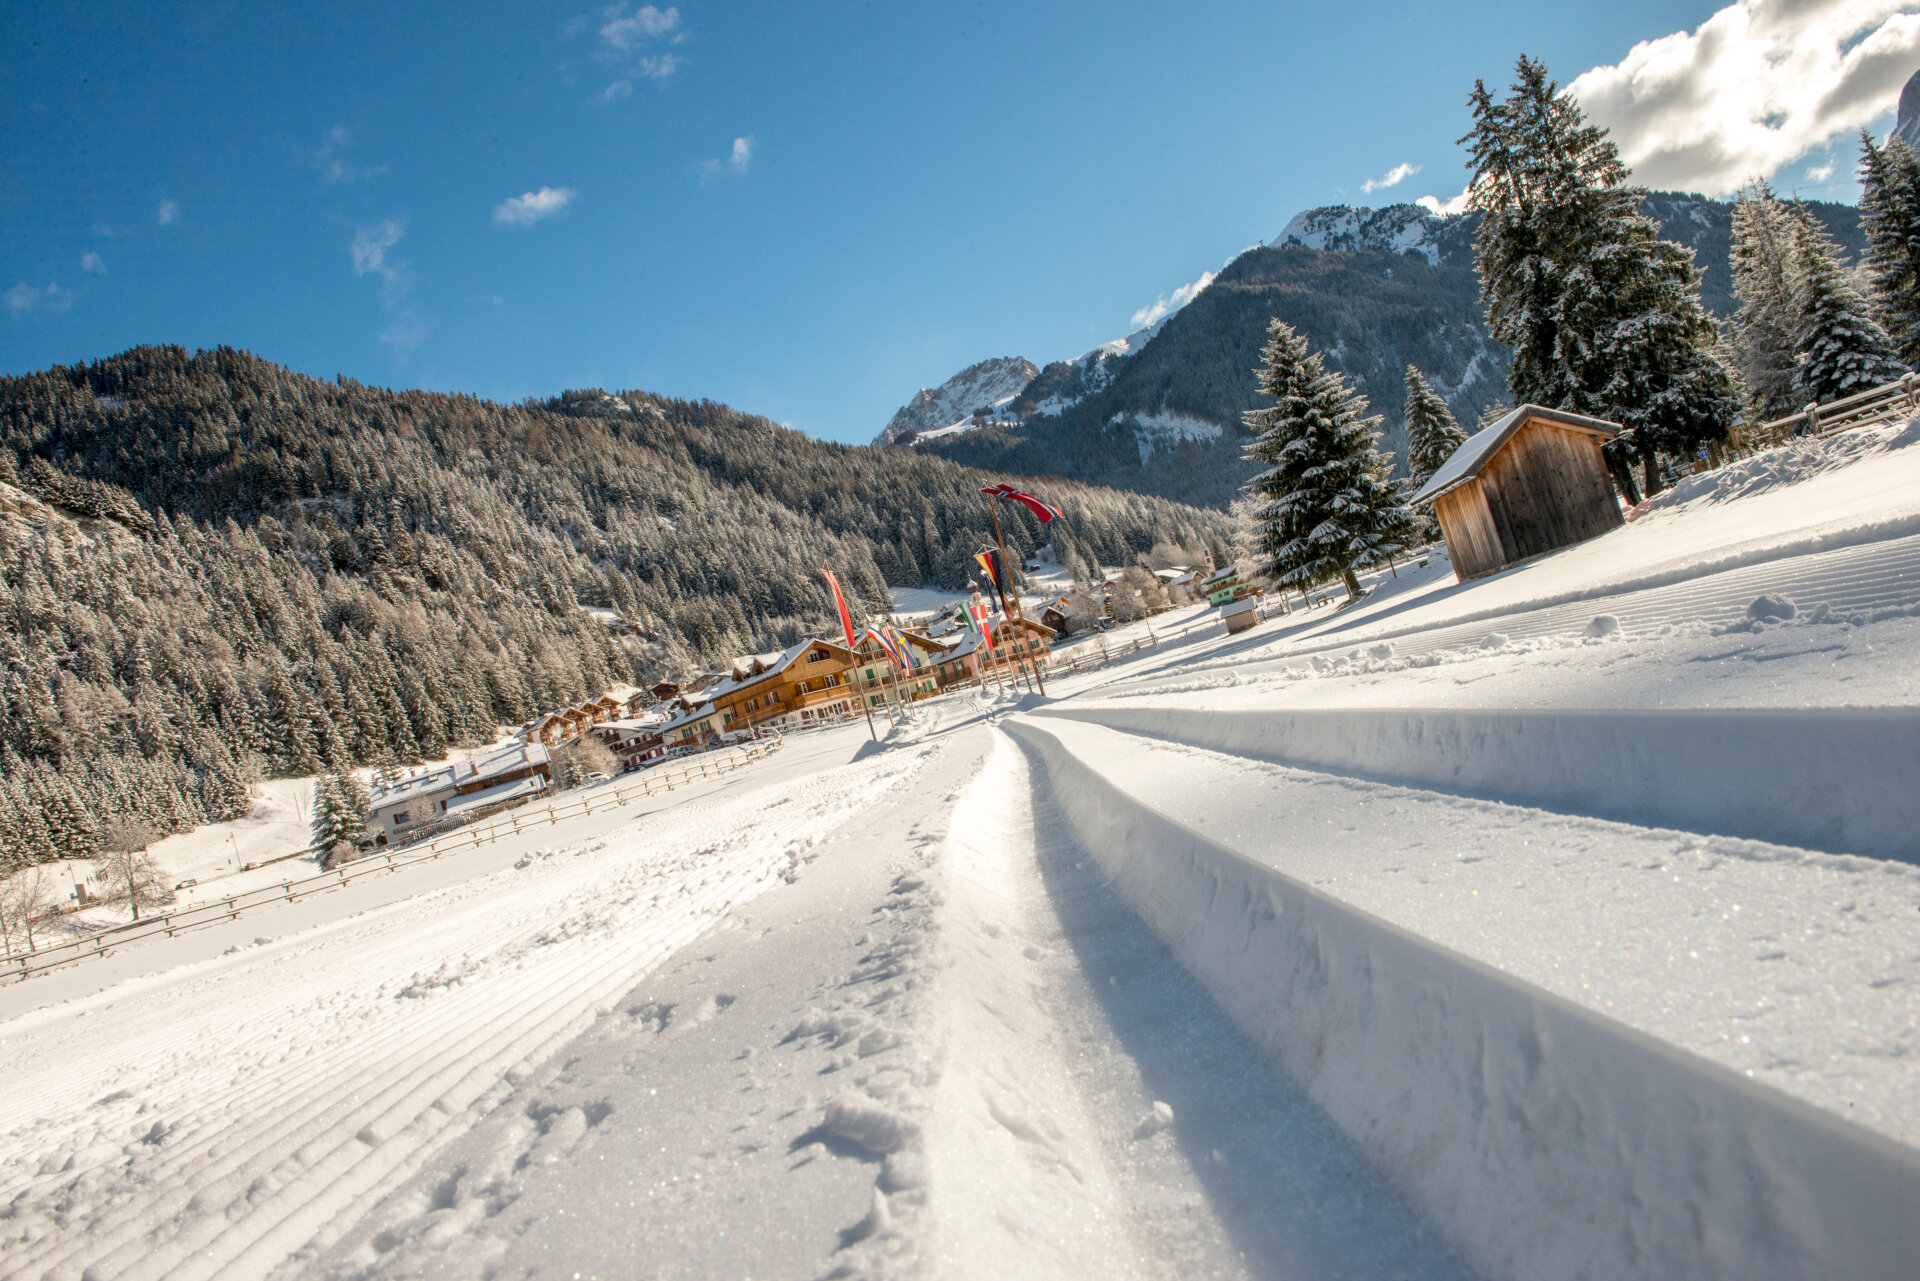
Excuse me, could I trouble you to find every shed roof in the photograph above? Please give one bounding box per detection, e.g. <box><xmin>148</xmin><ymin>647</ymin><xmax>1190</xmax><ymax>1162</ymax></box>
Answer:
<box><xmin>1410</xmin><ymin>404</ymin><xmax>1623</xmax><ymax>506</ymax></box>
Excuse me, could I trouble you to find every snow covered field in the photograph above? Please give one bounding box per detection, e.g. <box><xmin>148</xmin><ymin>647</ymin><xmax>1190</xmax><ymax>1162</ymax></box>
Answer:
<box><xmin>6</xmin><ymin>424</ymin><xmax>1920</xmax><ymax>1279</ymax></box>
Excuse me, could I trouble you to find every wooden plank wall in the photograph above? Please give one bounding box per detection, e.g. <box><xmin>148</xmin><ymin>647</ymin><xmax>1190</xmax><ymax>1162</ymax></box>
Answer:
<box><xmin>1434</xmin><ymin>417</ymin><xmax>1622</xmax><ymax>579</ymax></box>
<box><xmin>1433</xmin><ymin>484</ymin><xmax>1504</xmax><ymax>578</ymax></box>
<box><xmin>1477</xmin><ymin>420</ymin><xmax>1622</xmax><ymax>563</ymax></box>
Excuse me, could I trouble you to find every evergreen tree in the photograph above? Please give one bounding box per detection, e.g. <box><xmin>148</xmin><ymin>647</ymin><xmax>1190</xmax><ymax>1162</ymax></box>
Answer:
<box><xmin>1791</xmin><ymin>204</ymin><xmax>1908</xmax><ymax>407</ymax></box>
<box><xmin>1243</xmin><ymin>321</ymin><xmax>1417</xmax><ymax>599</ymax></box>
<box><xmin>1403</xmin><ymin>366</ymin><xmax>1470</xmax><ymax>489</ymax></box>
<box><xmin>1857</xmin><ymin>131</ymin><xmax>1920</xmax><ymax>367</ymax></box>
<box><xmin>309</xmin><ymin>774</ymin><xmax>368</xmax><ymax>856</ymax></box>
<box><xmin>1464</xmin><ymin>55</ymin><xmax>1733</xmax><ymax>491</ymax></box>
<box><xmin>1730</xmin><ymin>183</ymin><xmax>1805</xmax><ymax>424</ymax></box>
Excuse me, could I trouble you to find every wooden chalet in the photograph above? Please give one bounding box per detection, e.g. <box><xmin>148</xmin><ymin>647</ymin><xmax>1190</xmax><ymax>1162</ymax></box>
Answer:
<box><xmin>1411</xmin><ymin>404</ymin><xmax>1624</xmax><ymax>581</ymax></box>
<box><xmin>699</xmin><ymin>639</ymin><xmax>870</xmax><ymax>734</ymax></box>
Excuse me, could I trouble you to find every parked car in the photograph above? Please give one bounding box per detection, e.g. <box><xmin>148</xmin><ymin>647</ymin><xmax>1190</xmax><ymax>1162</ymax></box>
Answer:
<box><xmin>174</xmin><ymin>878</ymin><xmax>197</xmax><ymax>890</ymax></box>
<box><xmin>584</xmin><ymin>771</ymin><xmax>610</xmax><ymax>784</ymax></box>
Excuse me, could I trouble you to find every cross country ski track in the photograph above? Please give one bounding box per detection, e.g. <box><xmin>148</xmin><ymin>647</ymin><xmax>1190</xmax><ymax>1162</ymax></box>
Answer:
<box><xmin>3</xmin><ymin>689</ymin><xmax>1916</xmax><ymax>1279</ymax></box>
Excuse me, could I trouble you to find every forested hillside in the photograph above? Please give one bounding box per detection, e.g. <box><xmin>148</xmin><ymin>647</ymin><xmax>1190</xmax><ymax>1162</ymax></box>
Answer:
<box><xmin>0</xmin><ymin>346</ymin><xmax>1231</xmax><ymax>864</ymax></box>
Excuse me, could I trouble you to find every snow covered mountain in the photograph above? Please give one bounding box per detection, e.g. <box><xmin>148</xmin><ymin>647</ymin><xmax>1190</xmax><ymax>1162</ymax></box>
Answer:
<box><xmin>1271</xmin><ymin>203</ymin><xmax>1476</xmax><ymax>266</ymax></box>
<box><xmin>873</xmin><ymin>356</ymin><xmax>1039</xmax><ymax>446</ymax></box>
<box><xmin>887</xmin><ymin>192</ymin><xmax>1864</xmax><ymax>510</ymax></box>
<box><xmin>1012</xmin><ymin>315</ymin><xmax>1170</xmax><ymax>421</ymax></box>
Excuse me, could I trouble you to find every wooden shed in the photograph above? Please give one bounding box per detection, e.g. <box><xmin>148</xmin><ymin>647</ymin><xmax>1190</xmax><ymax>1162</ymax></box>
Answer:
<box><xmin>1410</xmin><ymin>404</ymin><xmax>1625</xmax><ymax>580</ymax></box>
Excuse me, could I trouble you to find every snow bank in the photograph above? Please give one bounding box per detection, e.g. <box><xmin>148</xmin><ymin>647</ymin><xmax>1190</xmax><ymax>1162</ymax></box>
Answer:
<box><xmin>1032</xmin><ymin>704</ymin><xmax>1920</xmax><ymax>862</ymax></box>
<box><xmin>1005</xmin><ymin>717</ymin><xmax>1920</xmax><ymax>1281</ymax></box>
<box><xmin>1641</xmin><ymin>419</ymin><xmax>1920</xmax><ymax>517</ymax></box>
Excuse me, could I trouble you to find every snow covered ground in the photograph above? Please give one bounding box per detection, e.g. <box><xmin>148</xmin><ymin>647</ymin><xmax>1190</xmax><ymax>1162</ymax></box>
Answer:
<box><xmin>6</xmin><ymin>423</ymin><xmax>1920</xmax><ymax>1279</ymax></box>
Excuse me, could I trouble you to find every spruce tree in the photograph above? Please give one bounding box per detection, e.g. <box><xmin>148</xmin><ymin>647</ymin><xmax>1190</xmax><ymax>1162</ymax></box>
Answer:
<box><xmin>1730</xmin><ymin>183</ymin><xmax>1804</xmax><ymax>424</ymax></box>
<box><xmin>309</xmin><ymin>774</ymin><xmax>368</xmax><ymax>856</ymax></box>
<box><xmin>1791</xmin><ymin>206</ymin><xmax>1907</xmax><ymax>407</ymax></box>
<box><xmin>1464</xmin><ymin>55</ymin><xmax>1733</xmax><ymax>492</ymax></box>
<box><xmin>1857</xmin><ymin>131</ymin><xmax>1920</xmax><ymax>366</ymax></box>
<box><xmin>1403</xmin><ymin>366</ymin><xmax>1469</xmax><ymax>490</ymax></box>
<box><xmin>1243</xmin><ymin>320</ymin><xmax>1417</xmax><ymax>599</ymax></box>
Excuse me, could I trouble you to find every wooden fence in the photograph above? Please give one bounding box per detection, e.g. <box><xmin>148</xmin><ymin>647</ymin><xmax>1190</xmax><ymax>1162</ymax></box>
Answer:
<box><xmin>0</xmin><ymin>736</ymin><xmax>784</xmax><ymax>984</ymax></box>
<box><xmin>1753</xmin><ymin>371</ymin><xmax>1920</xmax><ymax>443</ymax></box>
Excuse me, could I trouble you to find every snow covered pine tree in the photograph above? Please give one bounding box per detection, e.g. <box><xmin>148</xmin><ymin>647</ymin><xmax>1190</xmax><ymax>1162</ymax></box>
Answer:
<box><xmin>1465</xmin><ymin>55</ymin><xmax>1733</xmax><ymax>494</ymax></box>
<box><xmin>1857</xmin><ymin>130</ymin><xmax>1920</xmax><ymax>368</ymax></box>
<box><xmin>311</xmin><ymin>774</ymin><xmax>370</xmax><ymax>866</ymax></box>
<box><xmin>1243</xmin><ymin>320</ymin><xmax>1417</xmax><ymax>601</ymax></box>
<box><xmin>1790</xmin><ymin>203</ymin><xmax>1908</xmax><ymax>408</ymax></box>
<box><xmin>1731</xmin><ymin>182</ymin><xmax>1806</xmax><ymax>427</ymax></box>
<box><xmin>1403</xmin><ymin>365</ymin><xmax>1469</xmax><ymax>540</ymax></box>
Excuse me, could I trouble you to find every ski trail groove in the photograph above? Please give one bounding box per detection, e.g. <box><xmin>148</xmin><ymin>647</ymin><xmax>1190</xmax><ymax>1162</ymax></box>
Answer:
<box><xmin>0</xmin><ymin>749</ymin><xmax>930</xmax><ymax>1281</ymax></box>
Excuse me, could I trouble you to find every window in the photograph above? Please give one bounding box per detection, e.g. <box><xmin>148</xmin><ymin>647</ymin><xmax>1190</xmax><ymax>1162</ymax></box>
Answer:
<box><xmin>810</xmin><ymin>649</ymin><xmax>829</xmax><ymax>662</ymax></box>
<box><xmin>394</xmin><ymin>810</ymin><xmax>410</xmax><ymax>825</ymax></box>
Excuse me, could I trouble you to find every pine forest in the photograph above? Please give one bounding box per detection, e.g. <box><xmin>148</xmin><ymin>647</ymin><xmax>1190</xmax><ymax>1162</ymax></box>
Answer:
<box><xmin>0</xmin><ymin>346</ymin><xmax>1233</xmax><ymax>865</ymax></box>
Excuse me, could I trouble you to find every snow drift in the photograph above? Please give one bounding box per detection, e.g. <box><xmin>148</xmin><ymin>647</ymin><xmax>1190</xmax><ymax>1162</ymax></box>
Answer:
<box><xmin>1006</xmin><ymin>716</ymin><xmax>1920</xmax><ymax>1281</ymax></box>
<box><xmin>1030</xmin><ymin>704</ymin><xmax>1920</xmax><ymax>862</ymax></box>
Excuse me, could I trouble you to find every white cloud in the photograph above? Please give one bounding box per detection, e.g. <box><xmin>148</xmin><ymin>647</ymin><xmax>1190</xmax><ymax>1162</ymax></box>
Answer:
<box><xmin>81</xmin><ymin>252</ymin><xmax>106</xmax><ymax>275</ymax></box>
<box><xmin>1362</xmin><ymin>162</ymin><xmax>1421</xmax><ymax>194</ymax></box>
<box><xmin>351</xmin><ymin>218</ymin><xmax>412</xmax><ymax>307</ymax></box>
<box><xmin>6</xmin><ymin>281</ymin><xmax>75</xmax><ymax>313</ymax></box>
<box><xmin>1566</xmin><ymin>0</ymin><xmax>1920</xmax><ymax>195</ymax></box>
<box><xmin>1130</xmin><ymin>269</ymin><xmax>1217</xmax><ymax>330</ymax></box>
<box><xmin>494</xmin><ymin>186</ymin><xmax>577</xmax><ymax>225</ymax></box>
<box><xmin>157</xmin><ymin>199</ymin><xmax>178</xmax><ymax>226</ymax></box>
<box><xmin>600</xmin><ymin>3</ymin><xmax>679</xmax><ymax>49</ymax></box>
<box><xmin>596</xmin><ymin>4</ymin><xmax>683</xmax><ymax>98</ymax></box>
<box><xmin>698</xmin><ymin>136</ymin><xmax>754</xmax><ymax>181</ymax></box>
<box><xmin>1415</xmin><ymin>188</ymin><xmax>1476</xmax><ymax>217</ymax></box>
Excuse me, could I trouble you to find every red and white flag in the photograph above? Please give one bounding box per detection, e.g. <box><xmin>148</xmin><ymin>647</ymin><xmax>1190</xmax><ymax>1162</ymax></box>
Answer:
<box><xmin>820</xmin><ymin>568</ymin><xmax>859</xmax><ymax>651</ymax></box>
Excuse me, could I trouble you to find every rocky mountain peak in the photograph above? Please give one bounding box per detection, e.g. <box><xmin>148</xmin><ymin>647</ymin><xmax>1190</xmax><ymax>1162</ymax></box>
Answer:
<box><xmin>874</xmin><ymin>356</ymin><xmax>1039</xmax><ymax>446</ymax></box>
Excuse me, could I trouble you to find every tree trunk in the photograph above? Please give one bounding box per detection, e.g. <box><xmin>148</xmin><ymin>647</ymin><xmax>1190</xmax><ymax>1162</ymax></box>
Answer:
<box><xmin>1640</xmin><ymin>442</ymin><xmax>1664</xmax><ymax>497</ymax></box>
<box><xmin>1342</xmin><ymin>567</ymin><xmax>1363</xmax><ymax>600</ymax></box>
<box><xmin>1605</xmin><ymin>445</ymin><xmax>1643</xmax><ymax>506</ymax></box>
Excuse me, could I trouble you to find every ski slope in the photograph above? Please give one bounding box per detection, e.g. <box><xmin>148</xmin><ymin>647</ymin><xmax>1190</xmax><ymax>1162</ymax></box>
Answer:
<box><xmin>4</xmin><ymin>423</ymin><xmax>1920</xmax><ymax>1279</ymax></box>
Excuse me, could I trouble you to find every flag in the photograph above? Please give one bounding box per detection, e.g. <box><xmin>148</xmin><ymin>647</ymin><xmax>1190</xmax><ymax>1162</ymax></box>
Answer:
<box><xmin>970</xmin><ymin>601</ymin><xmax>995</xmax><ymax>649</ymax></box>
<box><xmin>981</xmin><ymin>483</ymin><xmax>1064</xmax><ymax>523</ymax></box>
<box><xmin>886</xmin><ymin>625</ymin><xmax>923</xmax><ymax>668</ymax></box>
<box><xmin>973</xmin><ymin>550</ymin><xmax>1008</xmax><ymax>613</ymax></box>
<box><xmin>820</xmin><ymin>568</ymin><xmax>858</xmax><ymax>651</ymax></box>
<box><xmin>865</xmin><ymin>626</ymin><xmax>906</xmax><ymax>672</ymax></box>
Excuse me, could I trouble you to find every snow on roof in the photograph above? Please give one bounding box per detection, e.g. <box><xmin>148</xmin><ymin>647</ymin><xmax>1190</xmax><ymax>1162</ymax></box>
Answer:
<box><xmin>444</xmin><ymin>773</ymin><xmax>545</xmax><ymax>817</ymax></box>
<box><xmin>1411</xmin><ymin>404</ymin><xmax>1623</xmax><ymax>506</ymax></box>
<box><xmin>1201</xmin><ymin>565</ymin><xmax>1239</xmax><ymax>585</ymax></box>
<box><xmin>658</xmin><ymin>701</ymin><xmax>718</xmax><ymax>734</ymax></box>
<box><xmin>369</xmin><ymin>742</ymin><xmax>546</xmax><ymax>809</ymax></box>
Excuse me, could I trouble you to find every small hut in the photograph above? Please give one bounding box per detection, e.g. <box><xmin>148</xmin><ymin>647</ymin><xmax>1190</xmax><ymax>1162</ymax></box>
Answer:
<box><xmin>1411</xmin><ymin>404</ymin><xmax>1625</xmax><ymax>580</ymax></box>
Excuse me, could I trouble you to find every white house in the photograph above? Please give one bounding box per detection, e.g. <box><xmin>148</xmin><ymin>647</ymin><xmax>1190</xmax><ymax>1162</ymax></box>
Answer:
<box><xmin>365</xmin><ymin>742</ymin><xmax>552</xmax><ymax>846</ymax></box>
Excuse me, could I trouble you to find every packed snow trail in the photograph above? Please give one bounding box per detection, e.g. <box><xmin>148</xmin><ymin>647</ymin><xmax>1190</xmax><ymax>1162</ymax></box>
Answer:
<box><xmin>931</xmin><ymin>730</ymin><xmax>1477</xmax><ymax>1280</ymax></box>
<box><xmin>0</xmin><ymin>739</ymin><xmax>933</xmax><ymax>1281</ymax></box>
<box><xmin>290</xmin><ymin>720</ymin><xmax>1472</xmax><ymax>1281</ymax></box>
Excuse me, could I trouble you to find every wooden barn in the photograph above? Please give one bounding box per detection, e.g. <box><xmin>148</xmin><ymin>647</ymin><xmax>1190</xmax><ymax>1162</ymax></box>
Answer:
<box><xmin>1411</xmin><ymin>404</ymin><xmax>1625</xmax><ymax>580</ymax></box>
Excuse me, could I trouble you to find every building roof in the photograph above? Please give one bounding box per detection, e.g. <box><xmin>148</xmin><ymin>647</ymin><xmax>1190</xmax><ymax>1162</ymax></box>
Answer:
<box><xmin>1411</xmin><ymin>404</ymin><xmax>1623</xmax><ymax>506</ymax></box>
<box><xmin>369</xmin><ymin>741</ymin><xmax>548</xmax><ymax>811</ymax></box>
<box><xmin>1200</xmin><ymin>565</ymin><xmax>1240</xmax><ymax>586</ymax></box>
<box><xmin>444</xmin><ymin>773</ymin><xmax>545</xmax><ymax>818</ymax></box>
<box><xmin>658</xmin><ymin>701</ymin><xmax>718</xmax><ymax>735</ymax></box>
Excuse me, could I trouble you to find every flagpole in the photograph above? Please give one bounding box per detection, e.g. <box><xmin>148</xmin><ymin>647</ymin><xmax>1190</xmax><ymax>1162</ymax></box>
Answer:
<box><xmin>822</xmin><ymin>568</ymin><xmax>878</xmax><ymax>741</ymax></box>
<box><xmin>984</xmin><ymin>496</ymin><xmax>1046</xmax><ymax>696</ymax></box>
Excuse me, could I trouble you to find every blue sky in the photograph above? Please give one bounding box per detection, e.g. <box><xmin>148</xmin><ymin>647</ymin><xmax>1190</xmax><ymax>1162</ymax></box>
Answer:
<box><xmin>4</xmin><ymin>1</ymin><xmax>1915</xmax><ymax>443</ymax></box>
